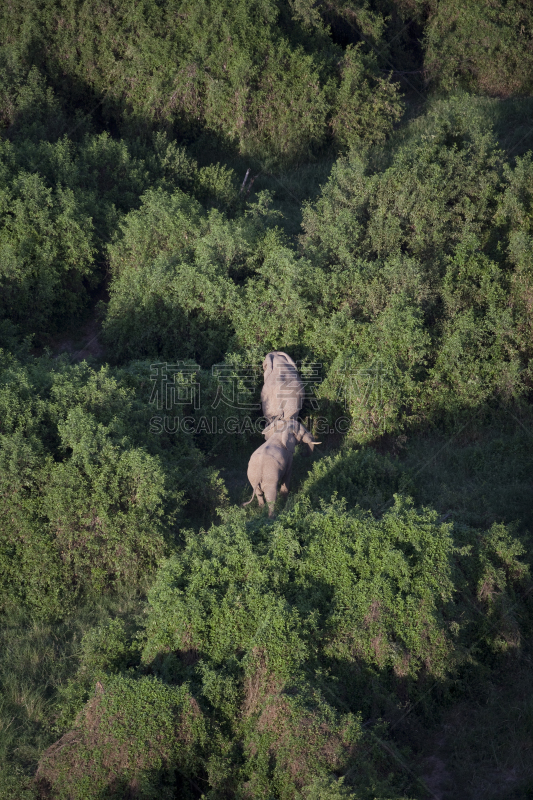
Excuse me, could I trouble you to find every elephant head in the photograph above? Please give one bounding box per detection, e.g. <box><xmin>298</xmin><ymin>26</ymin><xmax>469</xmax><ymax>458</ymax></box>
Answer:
<box><xmin>263</xmin><ymin>418</ymin><xmax>321</xmax><ymax>452</ymax></box>
<box><xmin>262</xmin><ymin>351</ymin><xmax>299</xmax><ymax>379</ymax></box>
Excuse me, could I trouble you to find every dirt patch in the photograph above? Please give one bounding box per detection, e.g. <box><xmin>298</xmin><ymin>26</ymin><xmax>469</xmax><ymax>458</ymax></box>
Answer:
<box><xmin>419</xmin><ymin>750</ymin><xmax>455</xmax><ymax>799</ymax></box>
<box><xmin>47</xmin><ymin>315</ymin><xmax>105</xmax><ymax>362</ymax></box>
<box><xmin>415</xmin><ymin>673</ymin><xmax>533</xmax><ymax>800</ymax></box>
<box><xmin>242</xmin><ymin>648</ymin><xmax>284</xmax><ymax>718</ymax></box>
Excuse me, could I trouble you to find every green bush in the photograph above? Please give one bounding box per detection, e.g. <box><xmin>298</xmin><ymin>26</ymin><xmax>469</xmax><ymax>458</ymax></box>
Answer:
<box><xmin>295</xmin><ymin>102</ymin><xmax>530</xmax><ymax>435</ymax></box>
<box><xmin>102</xmin><ymin>186</ymin><xmax>300</xmax><ymax>364</ymax></box>
<box><xmin>0</xmin><ymin>129</ymin><xmax>243</xmax><ymax>341</ymax></box>
<box><xmin>40</xmin><ymin>496</ymin><xmax>458</xmax><ymax>798</ymax></box>
<box><xmin>39</xmin><ymin>492</ymin><xmax>531</xmax><ymax>798</ymax></box>
<box><xmin>423</xmin><ymin>0</ymin><xmax>533</xmax><ymax>97</ymax></box>
<box><xmin>140</xmin><ymin>497</ymin><xmax>460</xmax><ymax>737</ymax></box>
<box><xmin>0</xmin><ymin>0</ymin><xmax>402</xmax><ymax>166</ymax></box>
<box><xmin>330</xmin><ymin>44</ymin><xmax>403</xmax><ymax>150</ymax></box>
<box><xmin>232</xmin><ymin>241</ymin><xmax>322</xmax><ymax>361</ymax></box>
<box><xmin>0</xmin><ymin>168</ymin><xmax>95</xmax><ymax>336</ymax></box>
<box><xmin>298</xmin><ymin>446</ymin><xmax>413</xmax><ymax>513</ymax></box>
<box><xmin>0</xmin><ymin>353</ymin><xmax>225</xmax><ymax>617</ymax></box>
<box><xmin>103</xmin><ymin>102</ymin><xmax>532</xmax><ymax>435</ymax></box>
<box><xmin>0</xmin><ymin>60</ymin><xmax>69</xmax><ymax>142</ymax></box>
<box><xmin>102</xmin><ymin>187</ymin><xmax>244</xmax><ymax>363</ymax></box>
<box><xmin>301</xmin><ymin>103</ymin><xmax>504</xmax><ymax>269</ymax></box>
<box><xmin>36</xmin><ymin>675</ymin><xmax>207</xmax><ymax>800</ymax></box>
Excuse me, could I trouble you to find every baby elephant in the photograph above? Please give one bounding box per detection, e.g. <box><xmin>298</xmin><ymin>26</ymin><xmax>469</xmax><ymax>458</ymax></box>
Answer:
<box><xmin>242</xmin><ymin>418</ymin><xmax>321</xmax><ymax>517</ymax></box>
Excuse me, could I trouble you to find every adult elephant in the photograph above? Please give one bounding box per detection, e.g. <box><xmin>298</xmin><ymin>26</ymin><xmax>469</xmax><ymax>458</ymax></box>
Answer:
<box><xmin>261</xmin><ymin>351</ymin><xmax>304</xmax><ymax>423</ymax></box>
<box><xmin>242</xmin><ymin>418</ymin><xmax>320</xmax><ymax>517</ymax></box>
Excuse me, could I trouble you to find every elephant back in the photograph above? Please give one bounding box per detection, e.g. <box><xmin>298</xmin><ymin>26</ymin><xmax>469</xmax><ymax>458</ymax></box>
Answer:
<box><xmin>261</xmin><ymin>351</ymin><xmax>304</xmax><ymax>422</ymax></box>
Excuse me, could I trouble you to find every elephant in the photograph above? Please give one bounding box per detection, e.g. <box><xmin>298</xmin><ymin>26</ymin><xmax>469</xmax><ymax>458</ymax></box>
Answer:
<box><xmin>242</xmin><ymin>418</ymin><xmax>321</xmax><ymax>517</ymax></box>
<box><xmin>261</xmin><ymin>351</ymin><xmax>304</xmax><ymax>423</ymax></box>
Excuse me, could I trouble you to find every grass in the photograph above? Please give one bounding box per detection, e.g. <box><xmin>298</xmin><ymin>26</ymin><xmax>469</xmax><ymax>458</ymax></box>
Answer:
<box><xmin>398</xmin><ymin>408</ymin><xmax>533</xmax><ymax>533</ymax></box>
<box><xmin>0</xmin><ymin>591</ymin><xmax>147</xmax><ymax>798</ymax></box>
<box><xmin>412</xmin><ymin>656</ymin><xmax>533</xmax><ymax>799</ymax></box>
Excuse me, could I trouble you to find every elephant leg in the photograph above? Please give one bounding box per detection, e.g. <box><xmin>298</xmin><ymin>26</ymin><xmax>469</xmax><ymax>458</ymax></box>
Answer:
<box><xmin>279</xmin><ymin>457</ymin><xmax>293</xmax><ymax>498</ymax></box>
<box><xmin>256</xmin><ymin>486</ymin><xmax>265</xmax><ymax>507</ymax></box>
<box><xmin>262</xmin><ymin>484</ymin><xmax>278</xmax><ymax>518</ymax></box>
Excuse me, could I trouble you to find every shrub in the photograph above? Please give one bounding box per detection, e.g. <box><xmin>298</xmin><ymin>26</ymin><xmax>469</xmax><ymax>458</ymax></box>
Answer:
<box><xmin>0</xmin><ymin>170</ymin><xmax>95</xmax><ymax>336</ymax></box>
<box><xmin>102</xmin><ymin>187</ymin><xmax>246</xmax><ymax>363</ymax></box>
<box><xmin>330</xmin><ymin>44</ymin><xmax>403</xmax><ymax>150</ymax></box>
<box><xmin>232</xmin><ymin>243</ymin><xmax>321</xmax><ymax>361</ymax></box>
<box><xmin>36</xmin><ymin>676</ymin><xmax>207</xmax><ymax>800</ymax></box>
<box><xmin>298</xmin><ymin>446</ymin><xmax>413</xmax><ymax>513</ymax></box>
<box><xmin>102</xmin><ymin>187</ymin><xmax>296</xmax><ymax>364</ymax></box>
<box><xmin>301</xmin><ymin>103</ymin><xmax>505</xmax><ymax>269</ymax></box>
<box><xmin>296</xmin><ymin>102</ymin><xmax>529</xmax><ymax>435</ymax></box>
<box><xmin>41</xmin><ymin>492</ymin><xmax>531</xmax><ymax>798</ymax></box>
<box><xmin>0</xmin><ymin>63</ymin><xmax>68</xmax><ymax>141</ymax></box>
<box><xmin>0</xmin><ymin>0</ymin><xmax>402</xmax><ymax>166</ymax></box>
<box><xmin>423</xmin><ymin>0</ymin><xmax>533</xmax><ymax>97</ymax></box>
<box><xmin>0</xmin><ymin>353</ymin><xmax>220</xmax><ymax>616</ymax></box>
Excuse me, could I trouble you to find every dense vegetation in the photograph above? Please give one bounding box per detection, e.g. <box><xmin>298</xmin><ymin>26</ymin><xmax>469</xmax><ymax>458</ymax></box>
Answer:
<box><xmin>1</xmin><ymin>1</ymin><xmax>533</xmax><ymax>798</ymax></box>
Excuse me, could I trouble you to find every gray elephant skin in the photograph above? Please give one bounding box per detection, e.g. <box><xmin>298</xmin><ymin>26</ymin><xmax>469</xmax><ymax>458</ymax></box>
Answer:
<box><xmin>261</xmin><ymin>351</ymin><xmax>304</xmax><ymax>423</ymax></box>
<box><xmin>242</xmin><ymin>418</ymin><xmax>321</xmax><ymax>517</ymax></box>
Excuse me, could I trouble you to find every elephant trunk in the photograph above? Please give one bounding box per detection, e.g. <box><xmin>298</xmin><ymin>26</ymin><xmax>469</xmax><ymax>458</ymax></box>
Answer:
<box><xmin>300</xmin><ymin>427</ymin><xmax>321</xmax><ymax>453</ymax></box>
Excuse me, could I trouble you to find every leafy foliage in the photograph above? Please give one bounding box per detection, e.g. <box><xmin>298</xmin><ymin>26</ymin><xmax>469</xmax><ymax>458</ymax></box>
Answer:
<box><xmin>37</xmin><ymin>676</ymin><xmax>207</xmax><ymax>800</ymax></box>
<box><xmin>0</xmin><ymin>166</ymin><xmax>95</xmax><ymax>335</ymax></box>
<box><xmin>330</xmin><ymin>44</ymin><xmax>403</xmax><ymax>150</ymax></box>
<box><xmin>423</xmin><ymin>0</ymin><xmax>533</xmax><ymax>96</ymax></box>
<box><xmin>0</xmin><ymin>128</ymin><xmax>243</xmax><ymax>337</ymax></box>
<box><xmin>2</xmin><ymin>2</ymin><xmax>533</xmax><ymax>796</ymax></box>
<box><xmin>0</xmin><ymin>352</ymin><xmax>226</xmax><ymax>617</ymax></box>
<box><xmin>298</xmin><ymin>446</ymin><xmax>413</xmax><ymax>513</ymax></box>
<box><xmin>102</xmin><ymin>187</ymin><xmax>244</xmax><ymax>364</ymax></box>
<box><xmin>0</xmin><ymin>0</ymin><xmax>402</xmax><ymax>166</ymax></box>
<box><xmin>297</xmin><ymin>102</ymin><xmax>530</xmax><ymax>434</ymax></box>
<box><xmin>35</xmin><ymin>494</ymin><xmax>531</xmax><ymax>798</ymax></box>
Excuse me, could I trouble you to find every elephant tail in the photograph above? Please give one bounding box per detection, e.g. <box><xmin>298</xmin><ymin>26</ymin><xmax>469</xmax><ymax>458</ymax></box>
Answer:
<box><xmin>242</xmin><ymin>484</ymin><xmax>261</xmax><ymax>507</ymax></box>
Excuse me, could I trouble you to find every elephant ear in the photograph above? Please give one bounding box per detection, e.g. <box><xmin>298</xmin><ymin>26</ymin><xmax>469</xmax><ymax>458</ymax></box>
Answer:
<box><xmin>279</xmin><ymin>352</ymin><xmax>298</xmax><ymax>370</ymax></box>
<box><xmin>263</xmin><ymin>353</ymin><xmax>275</xmax><ymax>379</ymax></box>
<box><xmin>280</xmin><ymin>426</ymin><xmax>291</xmax><ymax>450</ymax></box>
